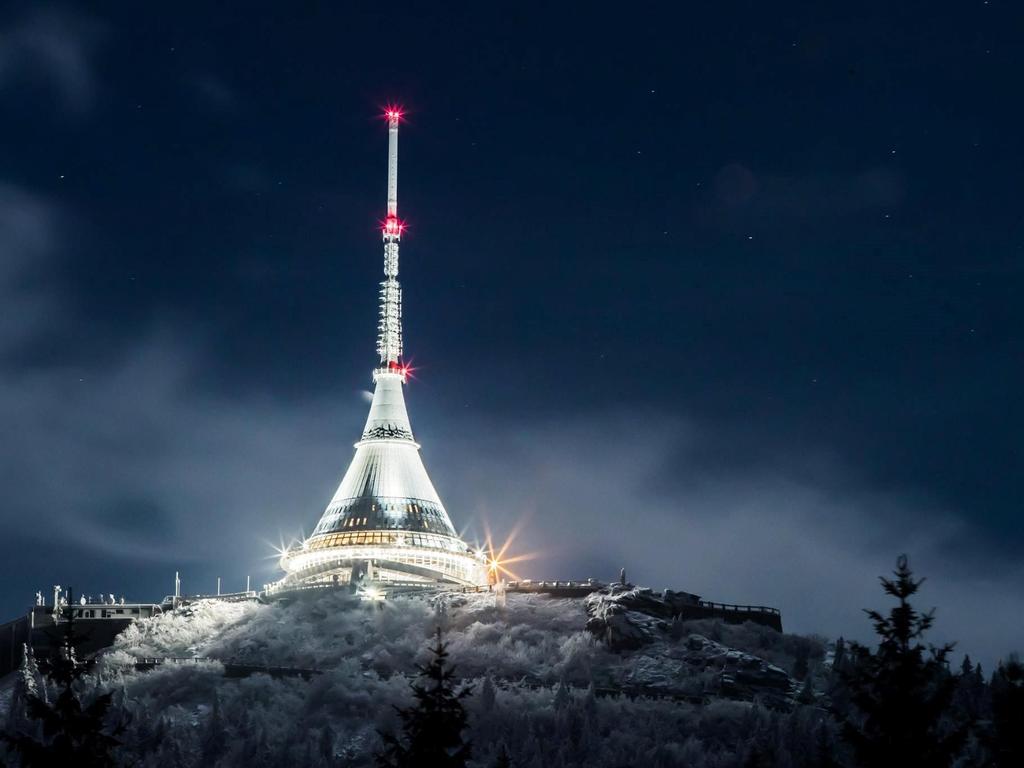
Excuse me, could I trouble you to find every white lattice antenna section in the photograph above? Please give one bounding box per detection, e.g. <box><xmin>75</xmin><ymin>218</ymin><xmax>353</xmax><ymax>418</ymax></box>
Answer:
<box><xmin>378</xmin><ymin>109</ymin><xmax>404</xmax><ymax>366</ymax></box>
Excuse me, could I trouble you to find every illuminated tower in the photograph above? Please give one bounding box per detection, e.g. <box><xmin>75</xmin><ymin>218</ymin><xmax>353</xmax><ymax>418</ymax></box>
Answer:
<box><xmin>278</xmin><ymin>108</ymin><xmax>487</xmax><ymax>589</ymax></box>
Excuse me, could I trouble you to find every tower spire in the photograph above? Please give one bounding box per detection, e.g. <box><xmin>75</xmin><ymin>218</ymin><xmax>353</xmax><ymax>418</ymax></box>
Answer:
<box><xmin>276</xmin><ymin>104</ymin><xmax>487</xmax><ymax>591</ymax></box>
<box><xmin>378</xmin><ymin>108</ymin><xmax>405</xmax><ymax>371</ymax></box>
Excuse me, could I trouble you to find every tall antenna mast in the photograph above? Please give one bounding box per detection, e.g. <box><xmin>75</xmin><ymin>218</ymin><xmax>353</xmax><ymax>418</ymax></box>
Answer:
<box><xmin>275</xmin><ymin>103</ymin><xmax>491</xmax><ymax>591</ymax></box>
<box><xmin>377</xmin><ymin>107</ymin><xmax>405</xmax><ymax>373</ymax></box>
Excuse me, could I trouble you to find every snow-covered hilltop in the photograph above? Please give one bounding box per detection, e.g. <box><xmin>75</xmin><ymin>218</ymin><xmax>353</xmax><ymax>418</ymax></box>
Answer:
<box><xmin>35</xmin><ymin>585</ymin><xmax>832</xmax><ymax>767</ymax></box>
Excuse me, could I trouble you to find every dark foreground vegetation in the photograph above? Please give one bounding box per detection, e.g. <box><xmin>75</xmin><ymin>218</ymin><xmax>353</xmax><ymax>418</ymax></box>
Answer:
<box><xmin>2</xmin><ymin>557</ymin><xmax>1021</xmax><ymax>767</ymax></box>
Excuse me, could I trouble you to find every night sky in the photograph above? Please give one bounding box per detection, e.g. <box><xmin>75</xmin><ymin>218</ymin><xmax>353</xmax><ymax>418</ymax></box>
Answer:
<box><xmin>1</xmin><ymin>3</ymin><xmax>1021</xmax><ymax>665</ymax></box>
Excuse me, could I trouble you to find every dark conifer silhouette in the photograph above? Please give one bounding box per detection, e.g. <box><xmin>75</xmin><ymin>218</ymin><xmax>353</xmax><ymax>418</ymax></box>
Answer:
<box><xmin>792</xmin><ymin>643</ymin><xmax>810</xmax><ymax>681</ymax></box>
<box><xmin>832</xmin><ymin>637</ymin><xmax>847</xmax><ymax>671</ymax></box>
<box><xmin>809</xmin><ymin>720</ymin><xmax>841</xmax><ymax>768</ymax></box>
<box><xmin>493</xmin><ymin>742</ymin><xmax>513</xmax><ymax>768</ymax></box>
<box><xmin>952</xmin><ymin>653</ymin><xmax>989</xmax><ymax>725</ymax></box>
<box><xmin>839</xmin><ymin>555</ymin><xmax>967</xmax><ymax>768</ymax></box>
<box><xmin>200</xmin><ymin>690</ymin><xmax>226</xmax><ymax>764</ymax></box>
<box><xmin>1</xmin><ymin>589</ymin><xmax>121</xmax><ymax>767</ymax></box>
<box><xmin>377</xmin><ymin>626</ymin><xmax>473</xmax><ymax>768</ymax></box>
<box><xmin>988</xmin><ymin>654</ymin><xmax>1024</xmax><ymax>767</ymax></box>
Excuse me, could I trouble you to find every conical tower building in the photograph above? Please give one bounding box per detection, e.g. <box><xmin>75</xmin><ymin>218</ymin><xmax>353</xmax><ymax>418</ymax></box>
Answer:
<box><xmin>278</xmin><ymin>108</ymin><xmax>487</xmax><ymax>589</ymax></box>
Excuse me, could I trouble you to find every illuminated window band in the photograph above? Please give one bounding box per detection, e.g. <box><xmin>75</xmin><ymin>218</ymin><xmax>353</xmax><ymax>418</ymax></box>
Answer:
<box><xmin>280</xmin><ymin>543</ymin><xmax>486</xmax><ymax>586</ymax></box>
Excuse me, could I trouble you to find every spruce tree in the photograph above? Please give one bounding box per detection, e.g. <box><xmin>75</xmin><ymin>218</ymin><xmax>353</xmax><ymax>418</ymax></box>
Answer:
<box><xmin>797</xmin><ymin>673</ymin><xmax>817</xmax><ymax>704</ymax></box>
<box><xmin>793</xmin><ymin>643</ymin><xmax>811</xmax><ymax>681</ymax></box>
<box><xmin>952</xmin><ymin>653</ymin><xmax>988</xmax><ymax>724</ymax></box>
<box><xmin>810</xmin><ymin>720</ymin><xmax>841</xmax><ymax>768</ymax></box>
<box><xmin>200</xmin><ymin>691</ymin><xmax>226</xmax><ymax>764</ymax></box>
<box><xmin>1</xmin><ymin>590</ymin><xmax>121</xmax><ymax>767</ymax></box>
<box><xmin>839</xmin><ymin>555</ymin><xmax>968</xmax><ymax>768</ymax></box>
<box><xmin>319</xmin><ymin>724</ymin><xmax>336</xmax><ymax>765</ymax></box>
<box><xmin>493</xmin><ymin>743</ymin><xmax>513</xmax><ymax>768</ymax></box>
<box><xmin>5</xmin><ymin>644</ymin><xmax>43</xmax><ymax>739</ymax></box>
<box><xmin>377</xmin><ymin>626</ymin><xmax>473</xmax><ymax>768</ymax></box>
<box><xmin>832</xmin><ymin>637</ymin><xmax>847</xmax><ymax>671</ymax></box>
<box><xmin>989</xmin><ymin>655</ymin><xmax>1024</xmax><ymax>767</ymax></box>
<box><xmin>479</xmin><ymin>675</ymin><xmax>497</xmax><ymax>713</ymax></box>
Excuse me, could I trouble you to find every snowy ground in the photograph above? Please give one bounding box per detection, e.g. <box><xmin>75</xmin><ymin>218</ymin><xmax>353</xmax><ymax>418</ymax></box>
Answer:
<box><xmin>10</xmin><ymin>590</ymin><xmax>833</xmax><ymax>767</ymax></box>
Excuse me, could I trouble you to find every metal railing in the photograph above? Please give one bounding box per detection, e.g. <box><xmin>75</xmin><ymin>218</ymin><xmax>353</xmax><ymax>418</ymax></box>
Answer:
<box><xmin>697</xmin><ymin>601</ymin><xmax>781</xmax><ymax>616</ymax></box>
<box><xmin>132</xmin><ymin>656</ymin><xmax>320</xmax><ymax>679</ymax></box>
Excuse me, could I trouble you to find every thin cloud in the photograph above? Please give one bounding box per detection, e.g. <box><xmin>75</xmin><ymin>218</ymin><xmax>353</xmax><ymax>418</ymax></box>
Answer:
<box><xmin>703</xmin><ymin>162</ymin><xmax>907</xmax><ymax>227</ymax></box>
<box><xmin>0</xmin><ymin>184</ymin><xmax>59</xmax><ymax>349</ymax></box>
<box><xmin>193</xmin><ymin>73</ymin><xmax>239</xmax><ymax>111</ymax></box>
<box><xmin>0</xmin><ymin>8</ymin><xmax>107</xmax><ymax>113</ymax></box>
<box><xmin>436</xmin><ymin>413</ymin><xmax>1024</xmax><ymax>669</ymax></box>
<box><xmin>1</xmin><ymin>180</ymin><xmax>1018</xmax><ymax>672</ymax></box>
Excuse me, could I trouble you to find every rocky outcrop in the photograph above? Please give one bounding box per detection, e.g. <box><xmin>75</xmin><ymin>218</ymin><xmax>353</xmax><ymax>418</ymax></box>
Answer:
<box><xmin>583</xmin><ymin>584</ymin><xmax>698</xmax><ymax>649</ymax></box>
<box><xmin>584</xmin><ymin>584</ymin><xmax>797</xmax><ymax>706</ymax></box>
<box><xmin>681</xmin><ymin>633</ymin><xmax>794</xmax><ymax>704</ymax></box>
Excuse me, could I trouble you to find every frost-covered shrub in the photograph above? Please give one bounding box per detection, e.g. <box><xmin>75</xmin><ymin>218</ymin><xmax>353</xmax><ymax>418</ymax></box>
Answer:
<box><xmin>115</xmin><ymin>600</ymin><xmax>260</xmax><ymax>658</ymax></box>
<box><xmin>16</xmin><ymin>591</ymin><xmax>842</xmax><ymax>767</ymax></box>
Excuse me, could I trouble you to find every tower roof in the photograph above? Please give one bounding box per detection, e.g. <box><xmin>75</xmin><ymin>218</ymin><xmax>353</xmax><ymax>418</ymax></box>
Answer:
<box><xmin>361</xmin><ymin>371</ymin><xmax>414</xmax><ymax>442</ymax></box>
<box><xmin>308</xmin><ymin>370</ymin><xmax>457</xmax><ymax>541</ymax></box>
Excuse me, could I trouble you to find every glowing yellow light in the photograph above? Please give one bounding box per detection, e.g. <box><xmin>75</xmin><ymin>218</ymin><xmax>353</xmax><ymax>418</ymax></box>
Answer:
<box><xmin>264</xmin><ymin>536</ymin><xmax>300</xmax><ymax>562</ymax></box>
<box><xmin>360</xmin><ymin>587</ymin><xmax>385</xmax><ymax>601</ymax></box>
<box><xmin>479</xmin><ymin>515</ymin><xmax>540</xmax><ymax>584</ymax></box>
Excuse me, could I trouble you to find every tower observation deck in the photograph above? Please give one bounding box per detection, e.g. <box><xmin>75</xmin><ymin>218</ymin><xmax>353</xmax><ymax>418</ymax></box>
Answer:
<box><xmin>277</xmin><ymin>108</ymin><xmax>487</xmax><ymax>589</ymax></box>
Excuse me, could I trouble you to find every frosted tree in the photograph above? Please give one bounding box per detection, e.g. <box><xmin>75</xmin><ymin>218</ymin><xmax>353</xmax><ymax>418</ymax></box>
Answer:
<box><xmin>1</xmin><ymin>595</ymin><xmax>122</xmax><ymax>767</ymax></box>
<box><xmin>318</xmin><ymin>724</ymin><xmax>336</xmax><ymax>765</ymax></box>
<box><xmin>5</xmin><ymin>646</ymin><xmax>44</xmax><ymax>736</ymax></box>
<box><xmin>552</xmin><ymin>680</ymin><xmax>571</xmax><ymax>710</ymax></box>
<box><xmin>201</xmin><ymin>691</ymin><xmax>227</xmax><ymax>764</ymax></box>
<box><xmin>478</xmin><ymin>676</ymin><xmax>497</xmax><ymax>712</ymax></box>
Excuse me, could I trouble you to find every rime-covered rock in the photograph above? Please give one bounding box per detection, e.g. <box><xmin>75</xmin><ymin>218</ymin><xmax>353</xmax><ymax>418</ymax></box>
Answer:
<box><xmin>583</xmin><ymin>586</ymin><xmax>798</xmax><ymax>703</ymax></box>
<box><xmin>691</xmin><ymin>635</ymin><xmax>795</xmax><ymax>703</ymax></box>
<box><xmin>583</xmin><ymin>584</ymin><xmax>696</xmax><ymax>649</ymax></box>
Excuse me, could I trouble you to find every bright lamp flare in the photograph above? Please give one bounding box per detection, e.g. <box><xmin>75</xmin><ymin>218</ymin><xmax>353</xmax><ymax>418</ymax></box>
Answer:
<box><xmin>481</xmin><ymin>517</ymin><xmax>538</xmax><ymax>584</ymax></box>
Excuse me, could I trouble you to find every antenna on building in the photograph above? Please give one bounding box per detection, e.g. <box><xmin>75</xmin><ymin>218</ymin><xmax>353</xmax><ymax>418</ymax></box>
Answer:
<box><xmin>174</xmin><ymin>571</ymin><xmax>180</xmax><ymax>599</ymax></box>
<box><xmin>216</xmin><ymin>577</ymin><xmax>221</xmax><ymax>596</ymax></box>
<box><xmin>274</xmin><ymin>104</ymin><xmax>490</xmax><ymax>590</ymax></box>
<box><xmin>378</xmin><ymin>106</ymin><xmax>405</xmax><ymax>374</ymax></box>
<box><xmin>246</xmin><ymin>574</ymin><xmax>251</xmax><ymax>593</ymax></box>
